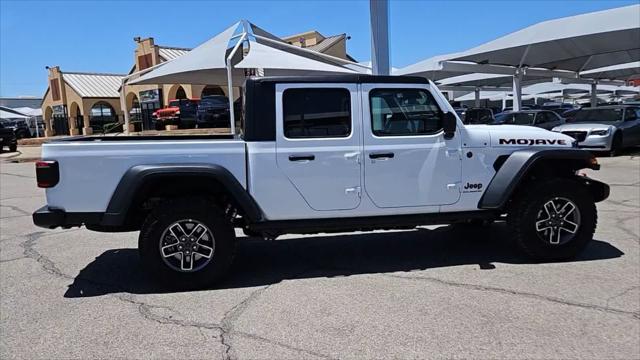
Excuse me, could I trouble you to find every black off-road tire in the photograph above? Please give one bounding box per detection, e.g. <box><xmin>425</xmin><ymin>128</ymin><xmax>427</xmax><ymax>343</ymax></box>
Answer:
<box><xmin>138</xmin><ymin>197</ymin><xmax>236</xmax><ymax>288</ymax></box>
<box><xmin>508</xmin><ymin>178</ymin><xmax>597</xmax><ymax>261</ymax></box>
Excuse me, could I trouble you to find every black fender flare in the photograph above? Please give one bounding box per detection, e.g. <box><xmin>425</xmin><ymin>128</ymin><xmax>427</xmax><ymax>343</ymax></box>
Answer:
<box><xmin>101</xmin><ymin>164</ymin><xmax>263</xmax><ymax>226</ymax></box>
<box><xmin>478</xmin><ymin>149</ymin><xmax>606</xmax><ymax>210</ymax></box>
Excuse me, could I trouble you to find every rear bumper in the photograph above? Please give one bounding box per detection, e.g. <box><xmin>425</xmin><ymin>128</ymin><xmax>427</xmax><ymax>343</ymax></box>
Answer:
<box><xmin>32</xmin><ymin>206</ymin><xmax>102</xmax><ymax>229</ymax></box>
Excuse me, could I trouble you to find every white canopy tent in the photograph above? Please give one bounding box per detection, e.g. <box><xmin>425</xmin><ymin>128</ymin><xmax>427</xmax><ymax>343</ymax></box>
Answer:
<box><xmin>579</xmin><ymin>61</ymin><xmax>640</xmax><ymax>81</ymax></box>
<box><xmin>126</xmin><ymin>20</ymin><xmax>363</xmax><ymax>135</ymax></box>
<box><xmin>0</xmin><ymin>109</ymin><xmax>30</xmax><ymax>120</ymax></box>
<box><xmin>399</xmin><ymin>4</ymin><xmax>640</xmax><ymax>110</ymax></box>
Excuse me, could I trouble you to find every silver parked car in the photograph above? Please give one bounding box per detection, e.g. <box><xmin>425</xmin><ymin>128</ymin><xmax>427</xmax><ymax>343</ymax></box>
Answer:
<box><xmin>552</xmin><ymin>105</ymin><xmax>640</xmax><ymax>156</ymax></box>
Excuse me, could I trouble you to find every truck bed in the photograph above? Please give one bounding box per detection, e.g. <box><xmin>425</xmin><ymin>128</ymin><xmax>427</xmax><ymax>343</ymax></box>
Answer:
<box><xmin>41</xmin><ymin>137</ymin><xmax>246</xmax><ymax>213</ymax></box>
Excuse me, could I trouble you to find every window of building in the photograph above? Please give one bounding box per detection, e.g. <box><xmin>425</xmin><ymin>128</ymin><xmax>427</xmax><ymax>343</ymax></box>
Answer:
<box><xmin>370</xmin><ymin>88</ymin><xmax>442</xmax><ymax>136</ymax></box>
<box><xmin>283</xmin><ymin>88</ymin><xmax>351</xmax><ymax>138</ymax></box>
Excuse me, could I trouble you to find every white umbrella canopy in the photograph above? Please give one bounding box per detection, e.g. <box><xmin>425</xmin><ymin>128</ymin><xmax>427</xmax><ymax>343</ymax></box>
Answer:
<box><xmin>130</xmin><ymin>22</ymin><xmax>243</xmax><ymax>85</ymax></box>
<box><xmin>580</xmin><ymin>61</ymin><xmax>640</xmax><ymax>80</ymax></box>
<box><xmin>235</xmin><ymin>41</ymin><xmax>358</xmax><ymax>75</ymax></box>
<box><xmin>449</xmin><ymin>5</ymin><xmax>640</xmax><ymax>72</ymax></box>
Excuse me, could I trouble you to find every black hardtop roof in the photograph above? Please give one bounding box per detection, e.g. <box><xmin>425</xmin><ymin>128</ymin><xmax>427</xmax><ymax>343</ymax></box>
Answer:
<box><xmin>246</xmin><ymin>75</ymin><xmax>429</xmax><ymax>85</ymax></box>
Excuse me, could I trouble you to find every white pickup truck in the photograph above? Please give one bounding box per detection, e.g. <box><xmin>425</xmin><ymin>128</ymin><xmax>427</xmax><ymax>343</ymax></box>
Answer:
<box><xmin>33</xmin><ymin>75</ymin><xmax>609</xmax><ymax>287</ymax></box>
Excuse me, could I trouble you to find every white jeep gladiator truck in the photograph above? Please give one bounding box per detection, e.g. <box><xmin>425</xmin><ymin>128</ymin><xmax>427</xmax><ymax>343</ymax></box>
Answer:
<box><xmin>33</xmin><ymin>75</ymin><xmax>609</xmax><ymax>287</ymax></box>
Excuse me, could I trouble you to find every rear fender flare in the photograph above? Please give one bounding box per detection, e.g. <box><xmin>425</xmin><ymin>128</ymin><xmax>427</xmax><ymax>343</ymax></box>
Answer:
<box><xmin>101</xmin><ymin>164</ymin><xmax>263</xmax><ymax>226</ymax></box>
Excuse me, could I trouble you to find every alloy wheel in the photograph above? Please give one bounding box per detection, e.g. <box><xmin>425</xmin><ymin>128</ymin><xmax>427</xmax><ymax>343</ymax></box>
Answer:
<box><xmin>159</xmin><ymin>219</ymin><xmax>215</xmax><ymax>272</ymax></box>
<box><xmin>535</xmin><ymin>197</ymin><xmax>581</xmax><ymax>245</ymax></box>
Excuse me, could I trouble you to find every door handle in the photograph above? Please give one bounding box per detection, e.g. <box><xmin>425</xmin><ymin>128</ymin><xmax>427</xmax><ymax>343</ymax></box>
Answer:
<box><xmin>369</xmin><ymin>152</ymin><xmax>394</xmax><ymax>159</ymax></box>
<box><xmin>289</xmin><ymin>154</ymin><xmax>315</xmax><ymax>162</ymax></box>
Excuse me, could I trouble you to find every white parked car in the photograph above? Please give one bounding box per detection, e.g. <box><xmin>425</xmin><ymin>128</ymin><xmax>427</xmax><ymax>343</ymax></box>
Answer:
<box><xmin>33</xmin><ymin>75</ymin><xmax>609</xmax><ymax>287</ymax></box>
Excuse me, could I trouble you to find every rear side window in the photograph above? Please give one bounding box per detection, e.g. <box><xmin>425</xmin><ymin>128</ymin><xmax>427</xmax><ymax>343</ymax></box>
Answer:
<box><xmin>370</xmin><ymin>88</ymin><xmax>442</xmax><ymax>136</ymax></box>
<box><xmin>512</xmin><ymin>113</ymin><xmax>535</xmax><ymax>125</ymax></box>
<box><xmin>283</xmin><ymin>88</ymin><xmax>351</xmax><ymax>138</ymax></box>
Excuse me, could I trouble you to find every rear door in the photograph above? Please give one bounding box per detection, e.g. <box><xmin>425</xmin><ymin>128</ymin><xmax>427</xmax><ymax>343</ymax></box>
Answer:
<box><xmin>275</xmin><ymin>84</ymin><xmax>362</xmax><ymax>211</ymax></box>
<box><xmin>361</xmin><ymin>84</ymin><xmax>462</xmax><ymax>208</ymax></box>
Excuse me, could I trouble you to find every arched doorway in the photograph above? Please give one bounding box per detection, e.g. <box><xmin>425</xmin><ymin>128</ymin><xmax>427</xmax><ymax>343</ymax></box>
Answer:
<box><xmin>89</xmin><ymin>102</ymin><xmax>118</xmax><ymax>133</ymax></box>
<box><xmin>126</xmin><ymin>92</ymin><xmax>141</xmax><ymax>130</ymax></box>
<box><xmin>201</xmin><ymin>85</ymin><xmax>225</xmax><ymax>97</ymax></box>
<box><xmin>69</xmin><ymin>102</ymin><xmax>83</xmax><ymax>134</ymax></box>
<box><xmin>175</xmin><ymin>87</ymin><xmax>187</xmax><ymax>99</ymax></box>
<box><xmin>44</xmin><ymin>106</ymin><xmax>53</xmax><ymax>135</ymax></box>
<box><xmin>167</xmin><ymin>84</ymin><xmax>187</xmax><ymax>101</ymax></box>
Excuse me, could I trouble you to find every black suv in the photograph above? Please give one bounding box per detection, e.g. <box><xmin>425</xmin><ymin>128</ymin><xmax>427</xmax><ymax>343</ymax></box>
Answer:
<box><xmin>0</xmin><ymin>122</ymin><xmax>18</xmax><ymax>152</ymax></box>
<box><xmin>196</xmin><ymin>95</ymin><xmax>230</xmax><ymax>128</ymax></box>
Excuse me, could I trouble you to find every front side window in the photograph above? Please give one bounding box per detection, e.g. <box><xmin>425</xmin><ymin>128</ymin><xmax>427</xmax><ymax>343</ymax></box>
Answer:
<box><xmin>283</xmin><ymin>88</ymin><xmax>351</xmax><ymax>138</ymax></box>
<box><xmin>370</xmin><ymin>88</ymin><xmax>442</xmax><ymax>136</ymax></box>
<box><xmin>511</xmin><ymin>113</ymin><xmax>535</xmax><ymax>125</ymax></box>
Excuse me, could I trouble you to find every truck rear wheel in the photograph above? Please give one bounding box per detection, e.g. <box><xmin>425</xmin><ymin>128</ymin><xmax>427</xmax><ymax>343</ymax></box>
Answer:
<box><xmin>508</xmin><ymin>178</ymin><xmax>597</xmax><ymax>261</ymax></box>
<box><xmin>138</xmin><ymin>198</ymin><xmax>236</xmax><ymax>288</ymax></box>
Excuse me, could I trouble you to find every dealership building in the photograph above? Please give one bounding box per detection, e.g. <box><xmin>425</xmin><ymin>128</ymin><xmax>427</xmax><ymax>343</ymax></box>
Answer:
<box><xmin>41</xmin><ymin>30</ymin><xmax>354</xmax><ymax>136</ymax></box>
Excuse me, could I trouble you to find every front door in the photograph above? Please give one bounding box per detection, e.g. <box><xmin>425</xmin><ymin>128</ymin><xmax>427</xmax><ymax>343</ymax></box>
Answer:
<box><xmin>361</xmin><ymin>84</ymin><xmax>462</xmax><ymax>208</ymax></box>
<box><xmin>275</xmin><ymin>83</ymin><xmax>362</xmax><ymax>211</ymax></box>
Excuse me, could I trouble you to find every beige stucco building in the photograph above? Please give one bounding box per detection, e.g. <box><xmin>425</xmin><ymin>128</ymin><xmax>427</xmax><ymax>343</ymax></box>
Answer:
<box><xmin>41</xmin><ymin>30</ymin><xmax>354</xmax><ymax>136</ymax></box>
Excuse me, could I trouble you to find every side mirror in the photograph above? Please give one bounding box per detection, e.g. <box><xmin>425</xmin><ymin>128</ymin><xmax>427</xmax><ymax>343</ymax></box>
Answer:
<box><xmin>443</xmin><ymin>112</ymin><xmax>457</xmax><ymax>139</ymax></box>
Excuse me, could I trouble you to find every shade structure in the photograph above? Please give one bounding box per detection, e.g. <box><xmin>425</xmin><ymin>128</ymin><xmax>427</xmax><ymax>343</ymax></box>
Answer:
<box><xmin>580</xmin><ymin>61</ymin><xmax>640</xmax><ymax>81</ymax></box>
<box><xmin>235</xmin><ymin>41</ymin><xmax>358</xmax><ymax>75</ymax></box>
<box><xmin>393</xmin><ymin>53</ymin><xmax>470</xmax><ymax>80</ymax></box>
<box><xmin>437</xmin><ymin>72</ymin><xmax>548</xmax><ymax>89</ymax></box>
<box><xmin>449</xmin><ymin>5</ymin><xmax>640</xmax><ymax>72</ymax></box>
<box><xmin>130</xmin><ymin>22</ymin><xmax>242</xmax><ymax>85</ymax></box>
<box><xmin>0</xmin><ymin>109</ymin><xmax>30</xmax><ymax>119</ymax></box>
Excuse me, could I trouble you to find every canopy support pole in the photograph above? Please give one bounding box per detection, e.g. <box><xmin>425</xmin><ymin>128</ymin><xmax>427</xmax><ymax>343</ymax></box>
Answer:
<box><xmin>121</xmin><ymin>81</ymin><xmax>129</xmax><ymax>135</ymax></box>
<box><xmin>226</xmin><ymin>32</ymin><xmax>248</xmax><ymax>137</ymax></box>
<box><xmin>370</xmin><ymin>0</ymin><xmax>390</xmax><ymax>75</ymax></box>
<box><xmin>590</xmin><ymin>82</ymin><xmax>598</xmax><ymax>108</ymax></box>
<box><xmin>474</xmin><ymin>87</ymin><xmax>480</xmax><ymax>108</ymax></box>
<box><xmin>512</xmin><ymin>70</ymin><xmax>523</xmax><ymax>111</ymax></box>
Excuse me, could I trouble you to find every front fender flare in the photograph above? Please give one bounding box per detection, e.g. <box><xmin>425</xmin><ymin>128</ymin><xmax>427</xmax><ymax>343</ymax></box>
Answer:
<box><xmin>478</xmin><ymin>149</ymin><xmax>603</xmax><ymax>210</ymax></box>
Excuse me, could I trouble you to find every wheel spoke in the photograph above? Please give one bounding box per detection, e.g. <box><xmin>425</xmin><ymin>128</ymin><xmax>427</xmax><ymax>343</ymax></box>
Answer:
<box><xmin>543</xmin><ymin>201</ymin><xmax>556</xmax><ymax>218</ymax></box>
<box><xmin>181</xmin><ymin>252</ymin><xmax>194</xmax><ymax>271</ymax></box>
<box><xmin>560</xmin><ymin>220</ymin><xmax>579</xmax><ymax>234</ymax></box>
<box><xmin>161</xmin><ymin>244</ymin><xmax>180</xmax><ymax>258</ymax></box>
<box><xmin>536</xmin><ymin>219</ymin><xmax>552</xmax><ymax>232</ymax></box>
<box><xmin>559</xmin><ymin>202</ymin><xmax>576</xmax><ymax>218</ymax></box>
<box><xmin>194</xmin><ymin>244</ymin><xmax>213</xmax><ymax>258</ymax></box>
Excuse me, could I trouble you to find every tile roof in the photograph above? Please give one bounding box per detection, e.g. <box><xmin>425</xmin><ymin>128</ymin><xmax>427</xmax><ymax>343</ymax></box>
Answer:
<box><xmin>158</xmin><ymin>46</ymin><xmax>191</xmax><ymax>61</ymax></box>
<box><xmin>62</xmin><ymin>72</ymin><xmax>125</xmax><ymax>98</ymax></box>
<box><xmin>307</xmin><ymin>34</ymin><xmax>345</xmax><ymax>53</ymax></box>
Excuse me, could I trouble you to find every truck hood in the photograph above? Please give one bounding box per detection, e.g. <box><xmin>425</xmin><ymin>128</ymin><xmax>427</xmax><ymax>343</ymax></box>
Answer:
<box><xmin>464</xmin><ymin>124</ymin><xmax>574</xmax><ymax>148</ymax></box>
<box><xmin>550</xmin><ymin>122</ymin><xmax>617</xmax><ymax>132</ymax></box>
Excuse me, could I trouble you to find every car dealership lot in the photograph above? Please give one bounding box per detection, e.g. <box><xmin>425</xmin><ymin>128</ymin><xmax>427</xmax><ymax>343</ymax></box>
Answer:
<box><xmin>1</xmin><ymin>153</ymin><xmax>639</xmax><ymax>359</ymax></box>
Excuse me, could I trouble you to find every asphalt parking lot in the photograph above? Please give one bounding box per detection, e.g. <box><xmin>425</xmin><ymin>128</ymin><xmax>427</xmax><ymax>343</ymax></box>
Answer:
<box><xmin>1</xmin><ymin>153</ymin><xmax>639</xmax><ymax>359</ymax></box>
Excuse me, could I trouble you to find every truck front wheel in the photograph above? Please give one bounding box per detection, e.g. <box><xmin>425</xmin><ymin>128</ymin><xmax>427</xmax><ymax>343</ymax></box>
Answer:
<box><xmin>138</xmin><ymin>198</ymin><xmax>236</xmax><ymax>288</ymax></box>
<box><xmin>508</xmin><ymin>178</ymin><xmax>597</xmax><ymax>261</ymax></box>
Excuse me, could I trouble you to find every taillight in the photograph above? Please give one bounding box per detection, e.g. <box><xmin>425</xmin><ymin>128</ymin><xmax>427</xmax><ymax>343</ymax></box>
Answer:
<box><xmin>36</xmin><ymin>160</ymin><xmax>59</xmax><ymax>188</ymax></box>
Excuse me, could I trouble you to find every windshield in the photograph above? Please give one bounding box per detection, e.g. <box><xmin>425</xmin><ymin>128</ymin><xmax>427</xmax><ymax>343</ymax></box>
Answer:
<box><xmin>573</xmin><ymin>109</ymin><xmax>623</xmax><ymax>123</ymax></box>
<box><xmin>465</xmin><ymin>109</ymin><xmax>492</xmax><ymax>124</ymax></box>
<box><xmin>200</xmin><ymin>96</ymin><xmax>228</xmax><ymax>106</ymax></box>
<box><xmin>495</xmin><ymin>112</ymin><xmax>534</xmax><ymax>125</ymax></box>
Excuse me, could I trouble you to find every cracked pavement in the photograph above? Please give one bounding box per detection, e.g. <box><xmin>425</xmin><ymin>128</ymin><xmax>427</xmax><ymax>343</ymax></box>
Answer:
<box><xmin>1</xmin><ymin>154</ymin><xmax>639</xmax><ymax>359</ymax></box>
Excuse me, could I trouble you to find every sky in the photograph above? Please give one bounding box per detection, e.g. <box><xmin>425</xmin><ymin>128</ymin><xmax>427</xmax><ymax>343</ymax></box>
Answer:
<box><xmin>0</xmin><ymin>0</ymin><xmax>637</xmax><ymax>97</ymax></box>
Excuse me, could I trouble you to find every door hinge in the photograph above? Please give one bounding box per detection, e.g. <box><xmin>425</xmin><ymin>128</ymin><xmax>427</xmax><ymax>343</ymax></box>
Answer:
<box><xmin>345</xmin><ymin>186</ymin><xmax>362</xmax><ymax>197</ymax></box>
